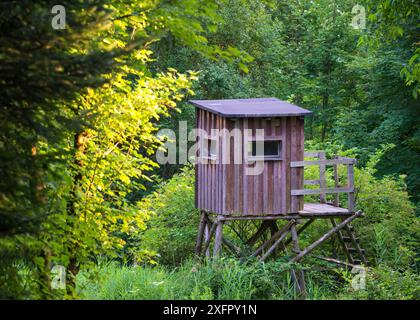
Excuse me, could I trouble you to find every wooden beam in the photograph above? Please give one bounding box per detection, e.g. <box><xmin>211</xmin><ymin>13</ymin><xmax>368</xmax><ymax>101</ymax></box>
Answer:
<box><xmin>291</xmin><ymin>187</ymin><xmax>353</xmax><ymax>196</ymax></box>
<box><xmin>284</xmin><ymin>218</ymin><xmax>315</xmax><ymax>246</ymax></box>
<box><xmin>222</xmin><ymin>238</ymin><xmax>240</xmax><ymax>256</ymax></box>
<box><xmin>195</xmin><ymin>211</ymin><xmax>207</xmax><ymax>255</ymax></box>
<box><xmin>290</xmin><ymin>223</ymin><xmax>307</xmax><ymax>298</ymax></box>
<box><xmin>259</xmin><ymin>222</ymin><xmax>294</xmax><ymax>261</ymax></box>
<box><xmin>304</xmin><ymin>151</ymin><xmax>323</xmax><ymax>158</ymax></box>
<box><xmin>342</xmin><ymin>222</ymin><xmax>368</xmax><ymax>265</ymax></box>
<box><xmin>219</xmin><ymin>212</ymin><xmax>353</xmax><ymax>221</ymax></box>
<box><xmin>336</xmin><ymin>156</ymin><xmax>358</xmax><ymax>163</ymax></box>
<box><xmin>202</xmin><ymin>221</ymin><xmax>216</xmax><ymax>255</ymax></box>
<box><xmin>304</xmin><ymin>179</ymin><xmax>321</xmax><ymax>185</ymax></box>
<box><xmin>291</xmin><ymin>211</ymin><xmax>363</xmax><ymax>263</ymax></box>
<box><xmin>290</xmin><ymin>158</ymin><xmax>356</xmax><ymax>168</ymax></box>
<box><xmin>253</xmin><ymin>220</ymin><xmax>295</xmax><ymax>259</ymax></box>
<box><xmin>246</xmin><ymin>220</ymin><xmax>272</xmax><ymax>246</ymax></box>
<box><xmin>213</xmin><ymin>221</ymin><xmax>224</xmax><ymax>257</ymax></box>
<box><xmin>347</xmin><ymin>164</ymin><xmax>355</xmax><ymax>212</ymax></box>
<box><xmin>316</xmin><ymin>256</ymin><xmax>356</xmax><ymax>269</ymax></box>
<box><xmin>318</xmin><ymin>151</ymin><xmax>327</xmax><ymax>203</ymax></box>
<box><xmin>204</xmin><ymin>219</ymin><xmax>211</xmax><ymax>257</ymax></box>
<box><xmin>269</xmin><ymin>221</ymin><xmax>279</xmax><ymax>259</ymax></box>
<box><xmin>299</xmin><ymin>212</ymin><xmax>352</xmax><ymax>217</ymax></box>
<box><xmin>333</xmin><ymin>160</ymin><xmax>339</xmax><ymax>207</ymax></box>
<box><xmin>290</xmin><ymin>223</ymin><xmax>300</xmax><ymax>254</ymax></box>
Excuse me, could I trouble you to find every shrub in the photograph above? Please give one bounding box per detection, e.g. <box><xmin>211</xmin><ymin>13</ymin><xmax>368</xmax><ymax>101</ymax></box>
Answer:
<box><xmin>139</xmin><ymin>166</ymin><xmax>199</xmax><ymax>265</ymax></box>
<box><xmin>336</xmin><ymin>264</ymin><xmax>420</xmax><ymax>300</ymax></box>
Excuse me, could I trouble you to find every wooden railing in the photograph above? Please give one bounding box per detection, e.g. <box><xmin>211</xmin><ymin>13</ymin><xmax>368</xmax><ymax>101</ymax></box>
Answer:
<box><xmin>290</xmin><ymin>151</ymin><xmax>356</xmax><ymax>212</ymax></box>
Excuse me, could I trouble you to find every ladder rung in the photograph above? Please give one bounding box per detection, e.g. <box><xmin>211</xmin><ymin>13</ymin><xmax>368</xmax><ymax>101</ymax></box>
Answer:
<box><xmin>343</xmin><ymin>236</ymin><xmax>359</xmax><ymax>242</ymax></box>
<box><xmin>347</xmin><ymin>247</ymin><xmax>365</xmax><ymax>253</ymax></box>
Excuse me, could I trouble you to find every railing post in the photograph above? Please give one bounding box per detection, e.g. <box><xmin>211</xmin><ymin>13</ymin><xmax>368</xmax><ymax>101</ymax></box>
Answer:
<box><xmin>318</xmin><ymin>151</ymin><xmax>326</xmax><ymax>203</ymax></box>
<box><xmin>333</xmin><ymin>156</ymin><xmax>339</xmax><ymax>207</ymax></box>
<box><xmin>347</xmin><ymin>163</ymin><xmax>355</xmax><ymax>212</ymax></box>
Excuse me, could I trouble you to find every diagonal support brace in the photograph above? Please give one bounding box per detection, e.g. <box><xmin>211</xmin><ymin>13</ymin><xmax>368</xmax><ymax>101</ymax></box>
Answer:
<box><xmin>291</xmin><ymin>211</ymin><xmax>363</xmax><ymax>263</ymax></box>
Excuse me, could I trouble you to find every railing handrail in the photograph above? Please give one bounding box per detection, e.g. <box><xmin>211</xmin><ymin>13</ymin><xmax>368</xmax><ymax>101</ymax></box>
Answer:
<box><xmin>291</xmin><ymin>158</ymin><xmax>356</xmax><ymax>167</ymax></box>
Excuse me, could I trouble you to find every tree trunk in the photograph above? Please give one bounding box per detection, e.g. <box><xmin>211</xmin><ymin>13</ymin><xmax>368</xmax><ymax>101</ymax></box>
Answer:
<box><xmin>66</xmin><ymin>131</ymin><xmax>88</xmax><ymax>295</ymax></box>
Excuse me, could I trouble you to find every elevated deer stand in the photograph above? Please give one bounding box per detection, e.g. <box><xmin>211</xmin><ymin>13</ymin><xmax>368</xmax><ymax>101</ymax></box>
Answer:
<box><xmin>190</xmin><ymin>98</ymin><xmax>367</xmax><ymax>298</ymax></box>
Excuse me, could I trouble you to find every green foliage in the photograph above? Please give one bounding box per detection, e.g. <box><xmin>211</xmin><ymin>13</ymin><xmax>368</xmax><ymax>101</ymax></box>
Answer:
<box><xmin>40</xmin><ymin>68</ymin><xmax>198</xmax><ymax>287</ymax></box>
<box><xmin>352</xmin><ymin>153</ymin><xmax>419</xmax><ymax>270</ymax></box>
<box><xmin>0</xmin><ymin>0</ymin><xmax>246</xmax><ymax>298</ymax></box>
<box><xmin>0</xmin><ymin>0</ymin><xmax>130</xmax><ymax>298</ymax></box>
<box><xmin>78</xmin><ymin>258</ymin><xmax>420</xmax><ymax>300</ymax></box>
<box><xmin>1</xmin><ymin>0</ymin><xmax>419</xmax><ymax>300</ymax></box>
<box><xmin>337</xmin><ymin>264</ymin><xmax>420</xmax><ymax>300</ymax></box>
<box><xmin>139</xmin><ymin>166</ymin><xmax>199</xmax><ymax>265</ymax></box>
<box><xmin>365</xmin><ymin>0</ymin><xmax>420</xmax><ymax>97</ymax></box>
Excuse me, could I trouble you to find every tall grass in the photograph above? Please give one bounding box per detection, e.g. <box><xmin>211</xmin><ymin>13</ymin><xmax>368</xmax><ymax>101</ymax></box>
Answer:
<box><xmin>77</xmin><ymin>258</ymin><xmax>330</xmax><ymax>300</ymax></box>
<box><xmin>77</xmin><ymin>258</ymin><xmax>419</xmax><ymax>300</ymax></box>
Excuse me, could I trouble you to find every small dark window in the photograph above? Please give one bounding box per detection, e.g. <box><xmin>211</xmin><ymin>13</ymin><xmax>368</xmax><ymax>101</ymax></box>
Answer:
<box><xmin>203</xmin><ymin>137</ymin><xmax>217</xmax><ymax>160</ymax></box>
<box><xmin>248</xmin><ymin>140</ymin><xmax>282</xmax><ymax>160</ymax></box>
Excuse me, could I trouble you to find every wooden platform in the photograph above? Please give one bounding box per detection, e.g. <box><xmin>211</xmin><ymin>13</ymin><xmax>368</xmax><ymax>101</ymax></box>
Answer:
<box><xmin>215</xmin><ymin>203</ymin><xmax>353</xmax><ymax>221</ymax></box>
<box><xmin>299</xmin><ymin>203</ymin><xmax>350</xmax><ymax>215</ymax></box>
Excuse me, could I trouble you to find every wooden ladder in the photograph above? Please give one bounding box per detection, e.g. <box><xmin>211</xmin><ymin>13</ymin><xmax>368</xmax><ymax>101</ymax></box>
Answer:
<box><xmin>330</xmin><ymin>218</ymin><xmax>367</xmax><ymax>265</ymax></box>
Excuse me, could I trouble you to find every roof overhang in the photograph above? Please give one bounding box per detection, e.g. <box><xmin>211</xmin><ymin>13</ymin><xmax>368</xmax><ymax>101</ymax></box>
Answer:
<box><xmin>189</xmin><ymin>98</ymin><xmax>312</xmax><ymax>118</ymax></box>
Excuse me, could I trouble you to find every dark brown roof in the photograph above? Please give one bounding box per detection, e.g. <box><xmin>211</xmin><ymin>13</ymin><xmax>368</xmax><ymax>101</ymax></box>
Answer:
<box><xmin>189</xmin><ymin>98</ymin><xmax>312</xmax><ymax>118</ymax></box>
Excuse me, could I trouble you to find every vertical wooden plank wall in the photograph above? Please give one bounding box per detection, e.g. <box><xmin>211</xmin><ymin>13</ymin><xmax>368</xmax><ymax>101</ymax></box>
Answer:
<box><xmin>196</xmin><ymin>108</ymin><xmax>224</xmax><ymax>213</ymax></box>
<box><xmin>195</xmin><ymin>110</ymin><xmax>305</xmax><ymax>215</ymax></box>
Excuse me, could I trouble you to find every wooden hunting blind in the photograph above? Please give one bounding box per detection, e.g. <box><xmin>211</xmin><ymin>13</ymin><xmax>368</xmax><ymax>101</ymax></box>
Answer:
<box><xmin>190</xmin><ymin>97</ymin><xmax>312</xmax><ymax>215</ymax></box>
<box><xmin>189</xmin><ymin>97</ymin><xmax>367</xmax><ymax>298</ymax></box>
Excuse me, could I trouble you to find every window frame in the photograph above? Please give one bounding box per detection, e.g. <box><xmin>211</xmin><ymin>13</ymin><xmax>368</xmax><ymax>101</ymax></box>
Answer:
<box><xmin>246</xmin><ymin>136</ymin><xmax>282</xmax><ymax>161</ymax></box>
<box><xmin>202</xmin><ymin>136</ymin><xmax>218</xmax><ymax>162</ymax></box>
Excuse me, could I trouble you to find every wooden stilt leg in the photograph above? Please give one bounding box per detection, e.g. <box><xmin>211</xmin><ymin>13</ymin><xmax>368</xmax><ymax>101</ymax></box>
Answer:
<box><xmin>284</xmin><ymin>218</ymin><xmax>314</xmax><ymax>247</ymax></box>
<box><xmin>246</xmin><ymin>221</ymin><xmax>272</xmax><ymax>246</ymax></box>
<box><xmin>203</xmin><ymin>221</ymin><xmax>216</xmax><ymax>255</ymax></box>
<box><xmin>259</xmin><ymin>225</ymin><xmax>292</xmax><ymax>261</ymax></box>
<box><xmin>195</xmin><ymin>210</ymin><xmax>207</xmax><ymax>256</ymax></box>
<box><xmin>269</xmin><ymin>221</ymin><xmax>279</xmax><ymax>259</ymax></box>
<box><xmin>213</xmin><ymin>221</ymin><xmax>223</xmax><ymax>257</ymax></box>
<box><xmin>204</xmin><ymin>219</ymin><xmax>211</xmax><ymax>257</ymax></box>
<box><xmin>290</xmin><ymin>223</ymin><xmax>307</xmax><ymax>299</ymax></box>
<box><xmin>252</xmin><ymin>220</ymin><xmax>295</xmax><ymax>259</ymax></box>
<box><xmin>222</xmin><ymin>237</ymin><xmax>240</xmax><ymax>256</ymax></box>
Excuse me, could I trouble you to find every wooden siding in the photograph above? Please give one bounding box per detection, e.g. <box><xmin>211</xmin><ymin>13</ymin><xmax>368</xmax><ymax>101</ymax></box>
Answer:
<box><xmin>195</xmin><ymin>108</ymin><xmax>304</xmax><ymax>215</ymax></box>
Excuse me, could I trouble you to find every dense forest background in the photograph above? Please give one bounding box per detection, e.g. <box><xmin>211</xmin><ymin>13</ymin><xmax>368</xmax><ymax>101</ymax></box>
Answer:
<box><xmin>0</xmin><ymin>0</ymin><xmax>419</xmax><ymax>299</ymax></box>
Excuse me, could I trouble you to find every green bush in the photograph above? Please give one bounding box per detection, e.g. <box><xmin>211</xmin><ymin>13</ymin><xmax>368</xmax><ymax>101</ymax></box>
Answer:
<box><xmin>139</xmin><ymin>166</ymin><xmax>200</xmax><ymax>265</ymax></box>
<box><xmin>352</xmin><ymin>147</ymin><xmax>419</xmax><ymax>270</ymax></box>
<box><xmin>336</xmin><ymin>264</ymin><xmax>420</xmax><ymax>300</ymax></box>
